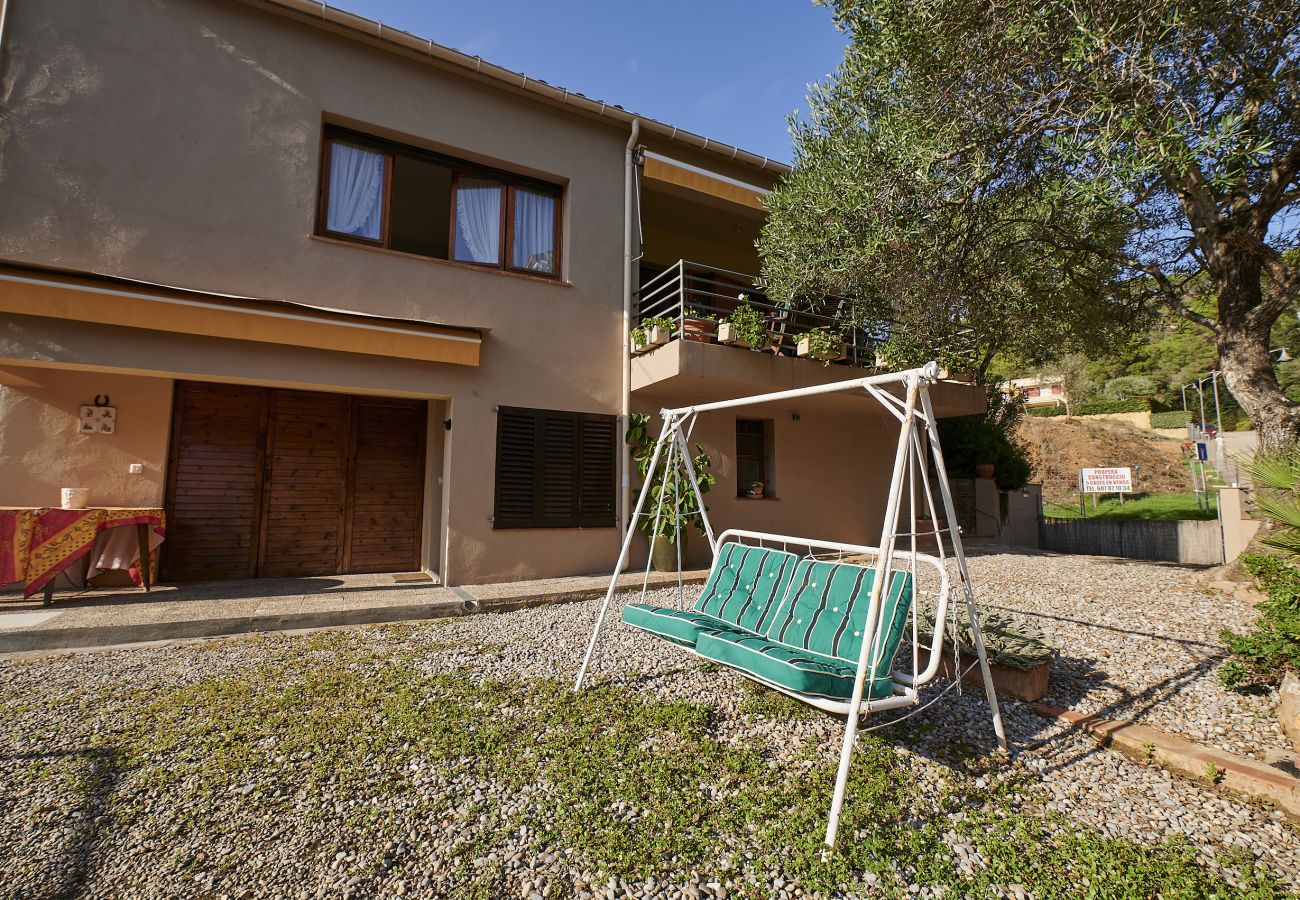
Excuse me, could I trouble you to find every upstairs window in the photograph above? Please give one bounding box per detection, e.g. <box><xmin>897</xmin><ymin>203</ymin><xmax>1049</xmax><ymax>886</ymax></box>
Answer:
<box><xmin>319</xmin><ymin>127</ymin><xmax>562</xmax><ymax>278</ymax></box>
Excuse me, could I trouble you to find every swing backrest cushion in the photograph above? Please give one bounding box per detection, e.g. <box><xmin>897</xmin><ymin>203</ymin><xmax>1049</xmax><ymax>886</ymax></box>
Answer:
<box><xmin>693</xmin><ymin>542</ymin><xmax>801</xmax><ymax>634</ymax></box>
<box><xmin>765</xmin><ymin>558</ymin><xmax>913</xmax><ymax>670</ymax></box>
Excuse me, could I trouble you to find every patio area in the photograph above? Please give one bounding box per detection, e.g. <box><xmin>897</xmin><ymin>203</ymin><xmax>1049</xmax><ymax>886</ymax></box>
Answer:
<box><xmin>1</xmin><ymin>551</ymin><xmax>1295</xmax><ymax>899</ymax></box>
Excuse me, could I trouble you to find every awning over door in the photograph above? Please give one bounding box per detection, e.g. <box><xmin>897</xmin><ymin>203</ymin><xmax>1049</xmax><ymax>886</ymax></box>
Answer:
<box><xmin>0</xmin><ymin>262</ymin><xmax>484</xmax><ymax>367</ymax></box>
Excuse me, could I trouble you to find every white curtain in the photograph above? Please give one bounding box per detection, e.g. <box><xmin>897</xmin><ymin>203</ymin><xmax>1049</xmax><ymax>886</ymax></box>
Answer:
<box><xmin>513</xmin><ymin>189</ymin><xmax>557</xmax><ymax>273</ymax></box>
<box><xmin>455</xmin><ymin>177</ymin><xmax>502</xmax><ymax>263</ymax></box>
<box><xmin>326</xmin><ymin>142</ymin><xmax>384</xmax><ymax>239</ymax></box>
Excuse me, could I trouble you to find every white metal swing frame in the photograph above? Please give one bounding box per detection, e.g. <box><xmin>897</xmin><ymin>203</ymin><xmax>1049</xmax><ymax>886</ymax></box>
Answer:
<box><xmin>574</xmin><ymin>361</ymin><xmax>1008</xmax><ymax>847</ymax></box>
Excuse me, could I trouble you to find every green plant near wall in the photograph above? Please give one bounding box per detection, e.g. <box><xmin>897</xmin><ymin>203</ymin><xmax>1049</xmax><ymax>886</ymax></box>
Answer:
<box><xmin>801</xmin><ymin>328</ymin><xmax>845</xmax><ymax>366</ymax></box>
<box><xmin>629</xmin><ymin>315</ymin><xmax>676</xmax><ymax>349</ymax></box>
<box><xmin>1218</xmin><ymin>554</ymin><xmax>1300</xmax><ymax>691</ymax></box>
<box><xmin>625</xmin><ymin>412</ymin><xmax>716</xmax><ymax>542</ymax></box>
<box><xmin>723</xmin><ymin>295</ymin><xmax>772</xmax><ymax>350</ymax></box>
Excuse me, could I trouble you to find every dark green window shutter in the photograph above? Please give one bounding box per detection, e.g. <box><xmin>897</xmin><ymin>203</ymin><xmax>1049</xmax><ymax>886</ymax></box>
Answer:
<box><xmin>494</xmin><ymin>406</ymin><xmax>616</xmax><ymax>529</ymax></box>
<box><xmin>494</xmin><ymin>408</ymin><xmax>538</xmax><ymax>528</ymax></box>
<box><xmin>578</xmin><ymin>414</ymin><xmax>616</xmax><ymax>526</ymax></box>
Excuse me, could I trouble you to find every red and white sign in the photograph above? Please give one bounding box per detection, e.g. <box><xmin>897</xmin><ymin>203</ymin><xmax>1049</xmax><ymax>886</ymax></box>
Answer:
<box><xmin>1080</xmin><ymin>467</ymin><xmax>1133</xmax><ymax>494</ymax></box>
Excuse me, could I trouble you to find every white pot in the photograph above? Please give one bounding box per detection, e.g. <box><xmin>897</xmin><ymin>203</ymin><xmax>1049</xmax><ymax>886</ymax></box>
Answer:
<box><xmin>798</xmin><ymin>336</ymin><xmax>847</xmax><ymax>361</ymax></box>
<box><xmin>61</xmin><ymin>487</ymin><xmax>90</xmax><ymax>510</ymax></box>
<box><xmin>648</xmin><ymin>325</ymin><xmax>671</xmax><ymax>346</ymax></box>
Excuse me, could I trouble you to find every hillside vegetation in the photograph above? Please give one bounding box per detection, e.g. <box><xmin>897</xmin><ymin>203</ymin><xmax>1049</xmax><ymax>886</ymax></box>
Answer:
<box><xmin>1015</xmin><ymin>417</ymin><xmax>1193</xmax><ymax>504</ymax></box>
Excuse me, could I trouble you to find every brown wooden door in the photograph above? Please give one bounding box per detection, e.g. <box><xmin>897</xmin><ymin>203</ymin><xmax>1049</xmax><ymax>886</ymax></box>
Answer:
<box><xmin>163</xmin><ymin>382</ymin><xmax>427</xmax><ymax>581</ymax></box>
<box><xmin>162</xmin><ymin>384</ymin><xmax>268</xmax><ymax>581</ymax></box>
<box><xmin>258</xmin><ymin>391</ymin><xmax>350</xmax><ymax>578</ymax></box>
<box><xmin>345</xmin><ymin>398</ymin><xmax>426</xmax><ymax>573</ymax></box>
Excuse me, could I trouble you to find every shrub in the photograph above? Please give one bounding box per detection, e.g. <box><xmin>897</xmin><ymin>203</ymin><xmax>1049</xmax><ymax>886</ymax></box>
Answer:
<box><xmin>1218</xmin><ymin>554</ymin><xmax>1300</xmax><ymax>691</ymax></box>
<box><xmin>1027</xmin><ymin>398</ymin><xmax>1150</xmax><ymax>417</ymax></box>
<box><xmin>937</xmin><ymin>384</ymin><xmax>1031</xmax><ymax>490</ymax></box>
<box><xmin>1150</xmin><ymin>410</ymin><xmax>1191</xmax><ymax>429</ymax></box>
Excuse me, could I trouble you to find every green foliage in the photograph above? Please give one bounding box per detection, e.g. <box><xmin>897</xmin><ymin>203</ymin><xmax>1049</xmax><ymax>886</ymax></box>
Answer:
<box><xmin>799</xmin><ymin>327</ymin><xmax>845</xmax><ymax>365</ymax></box>
<box><xmin>1150</xmin><ymin>411</ymin><xmax>1192</xmax><ymax>429</ymax></box>
<box><xmin>1219</xmin><ymin>555</ymin><xmax>1300</xmax><ymax>690</ymax></box>
<box><xmin>626</xmin><ymin>412</ymin><xmax>716</xmax><ymax>542</ymax></box>
<box><xmin>1027</xmin><ymin>399</ymin><xmax>1150</xmax><ymax>417</ymax></box>
<box><xmin>722</xmin><ymin>295</ymin><xmax>772</xmax><ymax>349</ymax></box>
<box><xmin>1042</xmin><ymin>493</ymin><xmax>1217</xmax><ymax>522</ymax></box>
<box><xmin>1245</xmin><ymin>449</ymin><xmax>1300</xmax><ymax>556</ymax></box>
<box><xmin>27</xmin><ymin>626</ymin><xmax>1291</xmax><ymax>897</ymax></box>
<box><xmin>937</xmin><ymin>385</ymin><xmax>1031</xmax><ymax>490</ymax></box>
<box><xmin>763</xmin><ymin>0</ymin><xmax>1300</xmax><ymax>442</ymax></box>
<box><xmin>630</xmin><ymin>316</ymin><xmax>677</xmax><ymax>349</ymax></box>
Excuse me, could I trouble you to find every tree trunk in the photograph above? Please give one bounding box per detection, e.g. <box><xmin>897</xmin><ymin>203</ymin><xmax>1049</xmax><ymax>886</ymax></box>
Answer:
<box><xmin>1214</xmin><ymin>251</ymin><xmax>1300</xmax><ymax>452</ymax></box>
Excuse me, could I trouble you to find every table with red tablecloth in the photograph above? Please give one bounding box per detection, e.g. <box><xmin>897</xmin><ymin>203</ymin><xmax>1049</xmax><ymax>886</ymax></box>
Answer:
<box><xmin>0</xmin><ymin>507</ymin><xmax>166</xmax><ymax>603</ymax></box>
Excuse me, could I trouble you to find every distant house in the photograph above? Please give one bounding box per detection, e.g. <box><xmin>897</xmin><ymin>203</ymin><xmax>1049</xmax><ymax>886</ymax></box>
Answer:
<box><xmin>1009</xmin><ymin>376</ymin><xmax>1067</xmax><ymax>409</ymax></box>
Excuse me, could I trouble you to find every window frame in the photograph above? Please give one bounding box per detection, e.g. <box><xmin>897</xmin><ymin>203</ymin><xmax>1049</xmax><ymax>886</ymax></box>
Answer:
<box><xmin>736</xmin><ymin>417</ymin><xmax>774</xmax><ymax>499</ymax></box>
<box><xmin>493</xmin><ymin>406</ymin><xmax>616</xmax><ymax>530</ymax></box>
<box><xmin>317</xmin><ymin>125</ymin><xmax>564</xmax><ymax>279</ymax></box>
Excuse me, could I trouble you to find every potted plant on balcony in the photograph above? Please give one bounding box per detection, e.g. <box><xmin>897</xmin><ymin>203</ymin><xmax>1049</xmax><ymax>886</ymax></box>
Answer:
<box><xmin>629</xmin><ymin>316</ymin><xmax>675</xmax><ymax>354</ymax></box>
<box><xmin>626</xmin><ymin>412</ymin><xmax>717</xmax><ymax>572</ymax></box>
<box><xmin>717</xmin><ymin>295</ymin><xmax>772</xmax><ymax>350</ymax></box>
<box><xmin>746</xmin><ymin>481</ymin><xmax>765</xmax><ymax>499</ymax></box>
<box><xmin>681</xmin><ymin>307</ymin><xmax>717</xmax><ymax>343</ymax></box>
<box><xmin>797</xmin><ymin>328</ymin><xmax>847</xmax><ymax>365</ymax></box>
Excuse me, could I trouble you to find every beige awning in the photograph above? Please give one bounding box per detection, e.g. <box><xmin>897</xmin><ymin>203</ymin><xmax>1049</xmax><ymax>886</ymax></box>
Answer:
<box><xmin>0</xmin><ymin>263</ymin><xmax>483</xmax><ymax>367</ymax></box>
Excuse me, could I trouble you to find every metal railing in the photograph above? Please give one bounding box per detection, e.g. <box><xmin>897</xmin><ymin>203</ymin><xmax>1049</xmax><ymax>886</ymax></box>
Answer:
<box><xmin>635</xmin><ymin>260</ymin><xmax>895</xmax><ymax>367</ymax></box>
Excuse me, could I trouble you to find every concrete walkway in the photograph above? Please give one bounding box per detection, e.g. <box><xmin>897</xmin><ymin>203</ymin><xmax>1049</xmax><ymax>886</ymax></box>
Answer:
<box><xmin>0</xmin><ymin>568</ymin><xmax>709</xmax><ymax>654</ymax></box>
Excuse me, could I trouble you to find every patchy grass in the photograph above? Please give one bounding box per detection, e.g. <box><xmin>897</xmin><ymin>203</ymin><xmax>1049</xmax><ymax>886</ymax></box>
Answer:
<box><xmin>1044</xmin><ymin>492</ymin><xmax>1218</xmax><ymax>521</ymax></box>
<box><xmin>12</xmin><ymin>627</ymin><xmax>1294</xmax><ymax>898</ymax></box>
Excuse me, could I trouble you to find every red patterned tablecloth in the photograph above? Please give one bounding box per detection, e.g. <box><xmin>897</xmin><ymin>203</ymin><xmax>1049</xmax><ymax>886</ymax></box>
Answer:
<box><xmin>0</xmin><ymin>507</ymin><xmax>166</xmax><ymax>598</ymax></box>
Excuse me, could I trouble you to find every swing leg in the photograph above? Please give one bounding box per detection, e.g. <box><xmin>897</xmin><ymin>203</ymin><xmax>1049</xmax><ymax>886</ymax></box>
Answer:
<box><xmin>920</xmin><ymin>390</ymin><xmax>1008</xmax><ymax>752</ymax></box>
<box><xmin>575</xmin><ymin>414</ymin><xmax>676</xmax><ymax>692</ymax></box>
<box><xmin>825</xmin><ymin>376</ymin><xmax>921</xmax><ymax>847</ymax></box>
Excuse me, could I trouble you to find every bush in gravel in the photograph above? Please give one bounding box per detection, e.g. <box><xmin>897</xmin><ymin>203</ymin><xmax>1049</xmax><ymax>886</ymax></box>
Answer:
<box><xmin>24</xmin><ymin>626</ymin><xmax>1291</xmax><ymax>899</ymax></box>
<box><xmin>1219</xmin><ymin>555</ymin><xmax>1300</xmax><ymax>691</ymax></box>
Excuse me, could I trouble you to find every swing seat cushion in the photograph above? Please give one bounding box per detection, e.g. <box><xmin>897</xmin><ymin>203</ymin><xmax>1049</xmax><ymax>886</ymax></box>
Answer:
<box><xmin>696</xmin><ymin>558</ymin><xmax>915</xmax><ymax>702</ymax></box>
<box><xmin>619</xmin><ymin>605</ymin><xmax>750</xmax><ymax>648</ymax></box>
<box><xmin>693</xmin><ymin>542</ymin><xmax>801</xmax><ymax>634</ymax></box>
<box><xmin>620</xmin><ymin>543</ymin><xmax>801</xmax><ymax>647</ymax></box>
<box><xmin>694</xmin><ymin>632</ymin><xmax>897</xmax><ymax>700</ymax></box>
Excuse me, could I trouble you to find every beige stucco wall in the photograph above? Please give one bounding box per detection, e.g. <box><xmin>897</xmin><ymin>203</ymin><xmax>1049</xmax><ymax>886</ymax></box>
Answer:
<box><xmin>629</xmin><ymin>394</ymin><xmax>897</xmax><ymax>569</ymax></box>
<box><xmin>0</xmin><ymin>369</ymin><xmax>173</xmax><ymax>508</ymax></box>
<box><xmin>0</xmin><ymin>0</ymin><xmax>635</xmax><ymax>583</ymax></box>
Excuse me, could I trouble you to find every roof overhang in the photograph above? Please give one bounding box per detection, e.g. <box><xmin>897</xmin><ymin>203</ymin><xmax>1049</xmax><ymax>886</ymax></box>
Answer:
<box><xmin>0</xmin><ymin>263</ymin><xmax>484</xmax><ymax>367</ymax></box>
<box><xmin>234</xmin><ymin>0</ymin><xmax>792</xmax><ymax>181</ymax></box>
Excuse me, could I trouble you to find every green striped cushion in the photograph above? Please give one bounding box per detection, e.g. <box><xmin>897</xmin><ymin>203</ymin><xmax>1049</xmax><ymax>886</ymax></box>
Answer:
<box><xmin>621</xmin><ymin>604</ymin><xmax>740</xmax><ymax>648</ymax></box>
<box><xmin>693</xmin><ymin>543</ymin><xmax>800</xmax><ymax>633</ymax></box>
<box><xmin>765</xmin><ymin>559</ymin><xmax>913</xmax><ymax>672</ymax></box>
<box><xmin>694</xmin><ymin>632</ymin><xmax>896</xmax><ymax>701</ymax></box>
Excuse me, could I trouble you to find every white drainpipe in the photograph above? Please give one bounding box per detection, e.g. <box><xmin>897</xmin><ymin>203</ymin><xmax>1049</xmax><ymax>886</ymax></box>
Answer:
<box><xmin>621</xmin><ymin>119</ymin><xmax>641</xmax><ymax>545</ymax></box>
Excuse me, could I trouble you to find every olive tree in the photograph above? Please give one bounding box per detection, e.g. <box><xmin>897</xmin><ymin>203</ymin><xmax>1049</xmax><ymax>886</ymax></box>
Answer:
<box><xmin>762</xmin><ymin>0</ymin><xmax>1300</xmax><ymax>448</ymax></box>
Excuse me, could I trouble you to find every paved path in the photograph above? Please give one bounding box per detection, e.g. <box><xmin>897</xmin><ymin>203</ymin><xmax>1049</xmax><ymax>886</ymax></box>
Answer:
<box><xmin>0</xmin><ymin>568</ymin><xmax>709</xmax><ymax>652</ymax></box>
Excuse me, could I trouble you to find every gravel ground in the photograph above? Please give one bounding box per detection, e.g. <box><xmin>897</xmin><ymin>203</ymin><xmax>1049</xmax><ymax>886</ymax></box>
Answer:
<box><xmin>962</xmin><ymin>552</ymin><xmax>1287</xmax><ymax>760</ymax></box>
<box><xmin>0</xmin><ymin>552</ymin><xmax>1295</xmax><ymax>898</ymax></box>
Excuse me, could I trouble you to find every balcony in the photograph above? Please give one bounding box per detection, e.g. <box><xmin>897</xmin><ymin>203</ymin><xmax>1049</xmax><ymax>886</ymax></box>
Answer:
<box><xmin>631</xmin><ymin>260</ymin><xmax>983</xmax><ymax>417</ymax></box>
<box><xmin>635</xmin><ymin>260</ymin><xmax>891</xmax><ymax>367</ymax></box>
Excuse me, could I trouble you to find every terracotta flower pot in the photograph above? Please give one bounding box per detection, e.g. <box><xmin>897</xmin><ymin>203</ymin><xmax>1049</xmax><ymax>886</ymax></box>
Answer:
<box><xmin>681</xmin><ymin>316</ymin><xmax>716</xmax><ymax>343</ymax></box>
<box><xmin>975</xmin><ymin>463</ymin><xmax>995</xmax><ymax>480</ymax></box>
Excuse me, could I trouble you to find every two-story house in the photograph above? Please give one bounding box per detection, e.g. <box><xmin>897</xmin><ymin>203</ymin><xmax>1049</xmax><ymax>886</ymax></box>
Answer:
<box><xmin>0</xmin><ymin>0</ymin><xmax>983</xmax><ymax>587</ymax></box>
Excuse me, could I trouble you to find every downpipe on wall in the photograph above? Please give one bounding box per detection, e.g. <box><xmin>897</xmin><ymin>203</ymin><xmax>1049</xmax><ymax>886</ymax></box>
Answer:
<box><xmin>621</xmin><ymin>118</ymin><xmax>641</xmax><ymax>560</ymax></box>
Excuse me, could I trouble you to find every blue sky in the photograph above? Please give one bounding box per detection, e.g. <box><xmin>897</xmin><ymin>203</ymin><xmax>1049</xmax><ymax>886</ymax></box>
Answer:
<box><xmin>336</xmin><ymin>1</ymin><xmax>849</xmax><ymax>164</ymax></box>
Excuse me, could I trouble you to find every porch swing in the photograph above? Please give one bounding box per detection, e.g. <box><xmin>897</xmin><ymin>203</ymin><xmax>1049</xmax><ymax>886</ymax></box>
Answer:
<box><xmin>574</xmin><ymin>362</ymin><xmax>1009</xmax><ymax>848</ymax></box>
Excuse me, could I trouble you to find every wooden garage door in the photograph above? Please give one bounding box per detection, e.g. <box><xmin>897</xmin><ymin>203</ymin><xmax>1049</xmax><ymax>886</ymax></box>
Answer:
<box><xmin>163</xmin><ymin>382</ymin><xmax>427</xmax><ymax>581</ymax></box>
<box><xmin>162</xmin><ymin>384</ymin><xmax>267</xmax><ymax>581</ymax></box>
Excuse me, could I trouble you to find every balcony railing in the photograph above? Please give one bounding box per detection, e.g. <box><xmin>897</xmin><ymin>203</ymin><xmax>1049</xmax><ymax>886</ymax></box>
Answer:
<box><xmin>635</xmin><ymin>260</ymin><xmax>894</xmax><ymax>367</ymax></box>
